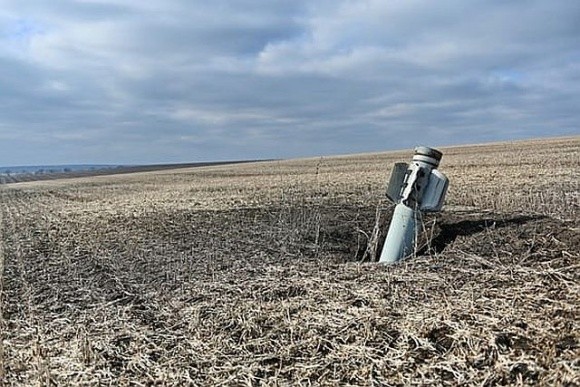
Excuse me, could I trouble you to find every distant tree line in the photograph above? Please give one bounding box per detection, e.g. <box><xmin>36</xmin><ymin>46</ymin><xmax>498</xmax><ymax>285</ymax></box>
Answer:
<box><xmin>1</xmin><ymin>167</ymin><xmax>72</xmax><ymax>176</ymax></box>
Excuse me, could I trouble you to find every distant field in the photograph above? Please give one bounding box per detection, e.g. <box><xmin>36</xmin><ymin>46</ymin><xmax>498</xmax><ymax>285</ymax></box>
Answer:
<box><xmin>0</xmin><ymin>160</ymin><xmax>262</xmax><ymax>185</ymax></box>
<box><xmin>0</xmin><ymin>136</ymin><xmax>578</xmax><ymax>385</ymax></box>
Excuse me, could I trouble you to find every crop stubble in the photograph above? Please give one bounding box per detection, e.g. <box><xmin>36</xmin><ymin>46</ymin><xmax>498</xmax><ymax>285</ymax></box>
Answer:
<box><xmin>0</xmin><ymin>137</ymin><xmax>578</xmax><ymax>385</ymax></box>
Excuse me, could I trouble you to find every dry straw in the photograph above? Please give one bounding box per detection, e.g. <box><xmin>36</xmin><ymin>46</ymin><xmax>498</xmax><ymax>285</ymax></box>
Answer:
<box><xmin>0</xmin><ymin>137</ymin><xmax>578</xmax><ymax>385</ymax></box>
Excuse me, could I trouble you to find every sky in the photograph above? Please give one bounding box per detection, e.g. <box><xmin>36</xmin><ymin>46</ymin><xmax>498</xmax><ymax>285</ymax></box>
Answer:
<box><xmin>1</xmin><ymin>0</ymin><xmax>579</xmax><ymax>166</ymax></box>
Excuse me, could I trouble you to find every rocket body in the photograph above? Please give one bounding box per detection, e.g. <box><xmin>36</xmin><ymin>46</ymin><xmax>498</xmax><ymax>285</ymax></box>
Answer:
<box><xmin>379</xmin><ymin>146</ymin><xmax>448</xmax><ymax>264</ymax></box>
<box><xmin>379</xmin><ymin>203</ymin><xmax>419</xmax><ymax>264</ymax></box>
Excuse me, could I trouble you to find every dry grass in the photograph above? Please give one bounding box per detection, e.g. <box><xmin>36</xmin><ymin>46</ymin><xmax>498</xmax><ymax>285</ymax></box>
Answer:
<box><xmin>0</xmin><ymin>136</ymin><xmax>578</xmax><ymax>386</ymax></box>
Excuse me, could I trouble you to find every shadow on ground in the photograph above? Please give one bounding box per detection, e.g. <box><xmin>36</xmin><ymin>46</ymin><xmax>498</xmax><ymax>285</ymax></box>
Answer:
<box><xmin>419</xmin><ymin>214</ymin><xmax>547</xmax><ymax>256</ymax></box>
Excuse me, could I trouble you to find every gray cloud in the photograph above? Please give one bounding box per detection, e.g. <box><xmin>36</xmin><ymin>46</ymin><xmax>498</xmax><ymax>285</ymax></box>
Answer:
<box><xmin>0</xmin><ymin>0</ymin><xmax>578</xmax><ymax>165</ymax></box>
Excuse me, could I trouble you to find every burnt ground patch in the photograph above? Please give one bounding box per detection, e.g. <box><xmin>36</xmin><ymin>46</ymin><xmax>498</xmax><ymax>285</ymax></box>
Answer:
<box><xmin>5</xmin><ymin>201</ymin><xmax>577</xmax><ymax>317</ymax></box>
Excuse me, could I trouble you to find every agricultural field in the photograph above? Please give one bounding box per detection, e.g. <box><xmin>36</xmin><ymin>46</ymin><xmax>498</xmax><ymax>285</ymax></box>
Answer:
<box><xmin>0</xmin><ymin>136</ymin><xmax>578</xmax><ymax>386</ymax></box>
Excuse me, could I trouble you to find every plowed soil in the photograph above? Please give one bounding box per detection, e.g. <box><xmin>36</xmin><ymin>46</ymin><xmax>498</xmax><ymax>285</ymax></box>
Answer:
<box><xmin>0</xmin><ymin>137</ymin><xmax>578</xmax><ymax>386</ymax></box>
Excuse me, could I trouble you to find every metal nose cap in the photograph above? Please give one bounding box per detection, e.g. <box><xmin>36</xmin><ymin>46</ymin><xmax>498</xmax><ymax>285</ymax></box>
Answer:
<box><xmin>414</xmin><ymin>146</ymin><xmax>443</xmax><ymax>161</ymax></box>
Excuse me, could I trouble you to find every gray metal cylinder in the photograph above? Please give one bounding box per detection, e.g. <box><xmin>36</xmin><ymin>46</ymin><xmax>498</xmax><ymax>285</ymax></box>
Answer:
<box><xmin>379</xmin><ymin>146</ymin><xmax>445</xmax><ymax>264</ymax></box>
<box><xmin>413</xmin><ymin>146</ymin><xmax>442</xmax><ymax>167</ymax></box>
<box><xmin>379</xmin><ymin>203</ymin><xmax>419</xmax><ymax>264</ymax></box>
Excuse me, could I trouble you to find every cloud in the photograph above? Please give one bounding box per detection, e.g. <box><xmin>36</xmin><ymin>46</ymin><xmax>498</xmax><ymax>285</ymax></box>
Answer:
<box><xmin>0</xmin><ymin>0</ymin><xmax>578</xmax><ymax>165</ymax></box>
